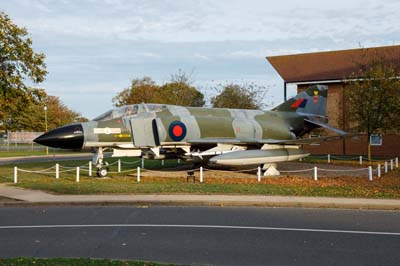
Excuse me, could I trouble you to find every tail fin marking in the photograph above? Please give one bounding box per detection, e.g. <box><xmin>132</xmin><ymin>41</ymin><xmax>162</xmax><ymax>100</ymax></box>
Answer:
<box><xmin>273</xmin><ymin>85</ymin><xmax>328</xmax><ymax>118</ymax></box>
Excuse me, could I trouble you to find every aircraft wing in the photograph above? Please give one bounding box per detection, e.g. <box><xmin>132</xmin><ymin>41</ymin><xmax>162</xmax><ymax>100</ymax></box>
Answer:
<box><xmin>258</xmin><ymin>135</ymin><xmax>344</xmax><ymax>145</ymax></box>
<box><xmin>187</xmin><ymin>138</ymin><xmax>244</xmax><ymax>144</ymax></box>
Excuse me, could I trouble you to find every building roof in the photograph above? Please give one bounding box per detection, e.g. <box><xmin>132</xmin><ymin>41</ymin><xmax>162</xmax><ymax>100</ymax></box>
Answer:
<box><xmin>267</xmin><ymin>45</ymin><xmax>400</xmax><ymax>83</ymax></box>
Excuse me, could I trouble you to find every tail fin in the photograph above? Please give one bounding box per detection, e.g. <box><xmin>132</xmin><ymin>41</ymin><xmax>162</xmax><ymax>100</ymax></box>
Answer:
<box><xmin>273</xmin><ymin>85</ymin><xmax>328</xmax><ymax>118</ymax></box>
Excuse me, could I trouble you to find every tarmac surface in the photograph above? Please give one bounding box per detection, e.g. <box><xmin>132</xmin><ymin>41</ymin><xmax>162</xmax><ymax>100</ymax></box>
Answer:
<box><xmin>0</xmin><ymin>153</ymin><xmax>96</xmax><ymax>165</ymax></box>
<box><xmin>0</xmin><ymin>206</ymin><xmax>399</xmax><ymax>266</ymax></box>
<box><xmin>1</xmin><ymin>156</ymin><xmax>400</xmax><ymax>265</ymax></box>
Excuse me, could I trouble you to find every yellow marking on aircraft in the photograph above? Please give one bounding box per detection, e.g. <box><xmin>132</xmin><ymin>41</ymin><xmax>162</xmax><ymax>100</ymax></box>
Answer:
<box><xmin>114</xmin><ymin>134</ymin><xmax>131</xmax><ymax>138</ymax></box>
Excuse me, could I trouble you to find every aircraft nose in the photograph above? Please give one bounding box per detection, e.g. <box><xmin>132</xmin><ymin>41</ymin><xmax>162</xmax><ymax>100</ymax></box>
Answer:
<box><xmin>34</xmin><ymin>124</ymin><xmax>84</xmax><ymax>150</ymax></box>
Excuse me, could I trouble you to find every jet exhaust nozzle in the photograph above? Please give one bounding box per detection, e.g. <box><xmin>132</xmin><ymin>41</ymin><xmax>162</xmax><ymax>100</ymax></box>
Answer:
<box><xmin>34</xmin><ymin>124</ymin><xmax>84</xmax><ymax>150</ymax></box>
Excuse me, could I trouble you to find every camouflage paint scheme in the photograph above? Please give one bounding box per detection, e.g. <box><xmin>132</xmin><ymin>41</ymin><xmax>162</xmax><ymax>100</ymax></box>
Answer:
<box><xmin>83</xmin><ymin>85</ymin><xmax>329</xmax><ymax>149</ymax></box>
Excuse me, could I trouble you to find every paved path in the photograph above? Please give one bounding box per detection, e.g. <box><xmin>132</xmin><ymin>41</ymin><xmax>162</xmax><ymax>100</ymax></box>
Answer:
<box><xmin>1</xmin><ymin>184</ymin><xmax>400</xmax><ymax>209</ymax></box>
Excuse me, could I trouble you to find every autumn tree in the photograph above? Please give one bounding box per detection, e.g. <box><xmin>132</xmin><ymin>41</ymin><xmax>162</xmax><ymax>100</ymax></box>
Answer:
<box><xmin>211</xmin><ymin>83</ymin><xmax>267</xmax><ymax>109</ymax></box>
<box><xmin>158</xmin><ymin>70</ymin><xmax>204</xmax><ymax>106</ymax></box>
<box><xmin>41</xmin><ymin>96</ymin><xmax>87</xmax><ymax>131</ymax></box>
<box><xmin>158</xmin><ymin>81</ymin><xmax>205</xmax><ymax>107</ymax></box>
<box><xmin>345</xmin><ymin>51</ymin><xmax>400</xmax><ymax>160</ymax></box>
<box><xmin>0</xmin><ymin>12</ymin><xmax>47</xmax><ymax>130</ymax></box>
<box><xmin>113</xmin><ymin>72</ymin><xmax>205</xmax><ymax>107</ymax></box>
<box><xmin>112</xmin><ymin>77</ymin><xmax>159</xmax><ymax>106</ymax></box>
<box><xmin>9</xmin><ymin>96</ymin><xmax>87</xmax><ymax>131</ymax></box>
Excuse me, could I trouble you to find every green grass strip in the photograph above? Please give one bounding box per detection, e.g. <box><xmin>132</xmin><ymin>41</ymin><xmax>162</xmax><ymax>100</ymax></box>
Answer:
<box><xmin>0</xmin><ymin>257</ymin><xmax>181</xmax><ymax>266</ymax></box>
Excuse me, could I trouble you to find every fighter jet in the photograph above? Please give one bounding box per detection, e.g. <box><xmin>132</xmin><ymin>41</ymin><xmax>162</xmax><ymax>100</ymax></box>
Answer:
<box><xmin>35</xmin><ymin>85</ymin><xmax>346</xmax><ymax>177</ymax></box>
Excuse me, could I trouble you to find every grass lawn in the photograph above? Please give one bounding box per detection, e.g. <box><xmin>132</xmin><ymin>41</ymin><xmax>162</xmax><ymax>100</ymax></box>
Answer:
<box><xmin>0</xmin><ymin>258</ymin><xmax>179</xmax><ymax>266</ymax></box>
<box><xmin>0</xmin><ymin>157</ymin><xmax>399</xmax><ymax>199</ymax></box>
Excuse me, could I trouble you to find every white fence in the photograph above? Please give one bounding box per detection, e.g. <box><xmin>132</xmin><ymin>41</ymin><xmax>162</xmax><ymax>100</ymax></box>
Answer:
<box><xmin>12</xmin><ymin>156</ymin><xmax>399</xmax><ymax>184</ymax></box>
<box><xmin>313</xmin><ymin>154</ymin><xmax>399</xmax><ymax>167</ymax></box>
<box><xmin>0</xmin><ymin>131</ymin><xmax>45</xmax><ymax>151</ymax></box>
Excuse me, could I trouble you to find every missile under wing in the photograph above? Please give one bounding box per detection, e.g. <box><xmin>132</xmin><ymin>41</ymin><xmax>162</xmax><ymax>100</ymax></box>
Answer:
<box><xmin>35</xmin><ymin>85</ymin><xmax>346</xmax><ymax>177</ymax></box>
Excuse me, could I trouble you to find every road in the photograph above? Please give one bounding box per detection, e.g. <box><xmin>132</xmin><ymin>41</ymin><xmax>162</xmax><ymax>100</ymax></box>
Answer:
<box><xmin>0</xmin><ymin>206</ymin><xmax>399</xmax><ymax>266</ymax></box>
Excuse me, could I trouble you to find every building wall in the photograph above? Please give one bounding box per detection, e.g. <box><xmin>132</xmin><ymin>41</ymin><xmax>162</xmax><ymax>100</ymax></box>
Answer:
<box><xmin>297</xmin><ymin>83</ymin><xmax>400</xmax><ymax>157</ymax></box>
<box><xmin>304</xmin><ymin>134</ymin><xmax>400</xmax><ymax>157</ymax></box>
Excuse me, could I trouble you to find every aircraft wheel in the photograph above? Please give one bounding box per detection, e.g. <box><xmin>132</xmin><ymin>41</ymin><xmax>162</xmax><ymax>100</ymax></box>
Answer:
<box><xmin>96</xmin><ymin>168</ymin><xmax>108</xmax><ymax>177</ymax></box>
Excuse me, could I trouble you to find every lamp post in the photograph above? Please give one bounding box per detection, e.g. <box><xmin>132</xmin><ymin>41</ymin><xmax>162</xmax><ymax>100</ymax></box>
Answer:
<box><xmin>44</xmin><ymin>105</ymin><xmax>48</xmax><ymax>155</ymax></box>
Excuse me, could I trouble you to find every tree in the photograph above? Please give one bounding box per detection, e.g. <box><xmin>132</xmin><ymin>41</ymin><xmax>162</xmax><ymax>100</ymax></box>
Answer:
<box><xmin>345</xmin><ymin>52</ymin><xmax>400</xmax><ymax>160</ymax></box>
<box><xmin>0</xmin><ymin>12</ymin><xmax>47</xmax><ymax>130</ymax></box>
<box><xmin>211</xmin><ymin>83</ymin><xmax>264</xmax><ymax>109</ymax></box>
<box><xmin>42</xmin><ymin>96</ymin><xmax>88</xmax><ymax>130</ymax></box>
<box><xmin>112</xmin><ymin>72</ymin><xmax>205</xmax><ymax>107</ymax></box>
<box><xmin>158</xmin><ymin>81</ymin><xmax>205</xmax><ymax>107</ymax></box>
<box><xmin>0</xmin><ymin>86</ymin><xmax>47</xmax><ymax>131</ymax></box>
<box><xmin>158</xmin><ymin>69</ymin><xmax>204</xmax><ymax>106</ymax></box>
<box><xmin>169</xmin><ymin>68</ymin><xmax>194</xmax><ymax>85</ymax></box>
<box><xmin>9</xmin><ymin>95</ymin><xmax>87</xmax><ymax>131</ymax></box>
<box><xmin>112</xmin><ymin>77</ymin><xmax>159</xmax><ymax>106</ymax></box>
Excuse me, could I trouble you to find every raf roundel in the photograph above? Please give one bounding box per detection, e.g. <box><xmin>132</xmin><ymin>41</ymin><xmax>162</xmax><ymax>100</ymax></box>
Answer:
<box><xmin>169</xmin><ymin>121</ymin><xmax>187</xmax><ymax>141</ymax></box>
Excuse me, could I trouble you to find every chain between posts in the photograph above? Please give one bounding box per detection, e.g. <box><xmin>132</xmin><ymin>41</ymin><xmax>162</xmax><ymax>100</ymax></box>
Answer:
<box><xmin>280</xmin><ymin>168</ymin><xmax>314</xmax><ymax>173</ymax></box>
<box><xmin>202</xmin><ymin>167</ymin><xmax>259</xmax><ymax>173</ymax></box>
<box><xmin>11</xmin><ymin>156</ymin><xmax>398</xmax><ymax>184</ymax></box>
<box><xmin>317</xmin><ymin>168</ymin><xmax>368</xmax><ymax>172</ymax></box>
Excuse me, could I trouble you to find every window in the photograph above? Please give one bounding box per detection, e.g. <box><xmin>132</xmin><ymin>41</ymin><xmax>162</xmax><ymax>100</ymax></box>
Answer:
<box><xmin>370</xmin><ymin>135</ymin><xmax>382</xmax><ymax>146</ymax></box>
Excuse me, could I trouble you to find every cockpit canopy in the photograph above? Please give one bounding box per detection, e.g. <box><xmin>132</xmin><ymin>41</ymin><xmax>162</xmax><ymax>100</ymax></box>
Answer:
<box><xmin>93</xmin><ymin>103</ymin><xmax>167</xmax><ymax>121</ymax></box>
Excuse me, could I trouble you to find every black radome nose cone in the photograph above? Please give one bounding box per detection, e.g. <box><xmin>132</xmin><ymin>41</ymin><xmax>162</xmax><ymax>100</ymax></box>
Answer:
<box><xmin>34</xmin><ymin>124</ymin><xmax>84</xmax><ymax>150</ymax></box>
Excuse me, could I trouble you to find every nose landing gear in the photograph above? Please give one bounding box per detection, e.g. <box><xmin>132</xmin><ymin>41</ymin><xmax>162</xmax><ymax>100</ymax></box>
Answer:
<box><xmin>93</xmin><ymin>147</ymin><xmax>109</xmax><ymax>177</ymax></box>
<box><xmin>96</xmin><ymin>162</ymin><xmax>109</xmax><ymax>177</ymax></box>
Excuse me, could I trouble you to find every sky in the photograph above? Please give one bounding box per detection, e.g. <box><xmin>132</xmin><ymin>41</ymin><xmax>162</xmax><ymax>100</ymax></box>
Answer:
<box><xmin>2</xmin><ymin>0</ymin><xmax>400</xmax><ymax>119</ymax></box>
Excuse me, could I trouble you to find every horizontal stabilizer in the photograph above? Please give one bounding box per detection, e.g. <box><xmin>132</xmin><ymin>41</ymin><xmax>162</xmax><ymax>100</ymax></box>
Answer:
<box><xmin>304</xmin><ymin>119</ymin><xmax>347</xmax><ymax>135</ymax></box>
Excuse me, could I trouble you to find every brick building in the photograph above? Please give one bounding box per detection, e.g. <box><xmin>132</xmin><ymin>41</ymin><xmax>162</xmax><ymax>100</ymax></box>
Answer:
<box><xmin>267</xmin><ymin>45</ymin><xmax>400</xmax><ymax>157</ymax></box>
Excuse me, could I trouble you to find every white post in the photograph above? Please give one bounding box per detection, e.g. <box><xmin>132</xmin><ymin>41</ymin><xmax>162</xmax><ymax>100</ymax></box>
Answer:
<box><xmin>385</xmin><ymin>161</ymin><xmax>388</xmax><ymax>173</ymax></box>
<box><xmin>257</xmin><ymin>166</ymin><xmax>261</xmax><ymax>182</ymax></box>
<box><xmin>359</xmin><ymin>156</ymin><xmax>362</xmax><ymax>165</ymax></box>
<box><xmin>377</xmin><ymin>164</ymin><xmax>381</xmax><ymax>178</ymax></box>
<box><xmin>76</xmin><ymin>167</ymin><xmax>80</xmax><ymax>182</ymax></box>
<box><xmin>390</xmin><ymin>160</ymin><xmax>393</xmax><ymax>171</ymax></box>
<box><xmin>56</xmin><ymin>163</ymin><xmax>59</xmax><ymax>179</ymax></box>
<box><xmin>313</xmin><ymin>166</ymin><xmax>318</xmax><ymax>181</ymax></box>
<box><xmin>328</xmin><ymin>154</ymin><xmax>331</xmax><ymax>164</ymax></box>
<box><xmin>200</xmin><ymin>167</ymin><xmax>203</xmax><ymax>183</ymax></box>
<box><xmin>368</xmin><ymin>166</ymin><xmax>373</xmax><ymax>181</ymax></box>
<box><xmin>161</xmin><ymin>160</ymin><xmax>164</xmax><ymax>166</ymax></box>
<box><xmin>88</xmin><ymin>161</ymin><xmax>92</xmax><ymax>177</ymax></box>
<box><xmin>141</xmin><ymin>157</ymin><xmax>144</xmax><ymax>168</ymax></box>
<box><xmin>137</xmin><ymin>167</ymin><xmax>141</xmax><ymax>182</ymax></box>
<box><xmin>13</xmin><ymin>166</ymin><xmax>17</xmax><ymax>184</ymax></box>
<box><xmin>177</xmin><ymin>158</ymin><xmax>181</xmax><ymax>164</ymax></box>
<box><xmin>396</xmin><ymin>157</ymin><xmax>399</xmax><ymax>169</ymax></box>
<box><xmin>118</xmin><ymin>159</ymin><xmax>121</xmax><ymax>173</ymax></box>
